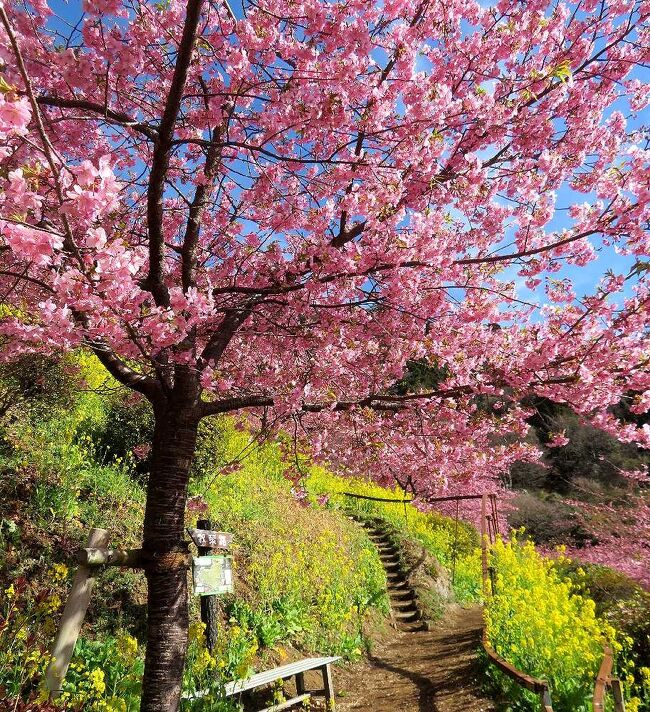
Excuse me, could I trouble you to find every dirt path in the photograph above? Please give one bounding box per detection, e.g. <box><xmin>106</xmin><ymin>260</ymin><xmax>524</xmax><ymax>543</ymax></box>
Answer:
<box><xmin>333</xmin><ymin>605</ymin><xmax>496</xmax><ymax>712</ymax></box>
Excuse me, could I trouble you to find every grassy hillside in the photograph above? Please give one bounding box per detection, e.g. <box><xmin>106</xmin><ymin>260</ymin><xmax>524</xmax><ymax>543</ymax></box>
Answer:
<box><xmin>0</xmin><ymin>355</ymin><xmax>382</xmax><ymax>708</ymax></box>
<box><xmin>0</xmin><ymin>352</ymin><xmax>476</xmax><ymax>710</ymax></box>
<box><xmin>306</xmin><ymin>471</ymin><xmax>481</xmax><ymax>604</ymax></box>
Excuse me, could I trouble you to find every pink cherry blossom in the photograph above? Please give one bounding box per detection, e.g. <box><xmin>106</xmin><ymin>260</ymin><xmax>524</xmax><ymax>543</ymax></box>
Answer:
<box><xmin>0</xmin><ymin>0</ymin><xmax>648</xmax><ymax>703</ymax></box>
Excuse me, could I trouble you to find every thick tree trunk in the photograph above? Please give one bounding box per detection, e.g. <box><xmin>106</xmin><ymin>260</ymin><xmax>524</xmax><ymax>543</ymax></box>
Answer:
<box><xmin>140</xmin><ymin>401</ymin><xmax>199</xmax><ymax>712</ymax></box>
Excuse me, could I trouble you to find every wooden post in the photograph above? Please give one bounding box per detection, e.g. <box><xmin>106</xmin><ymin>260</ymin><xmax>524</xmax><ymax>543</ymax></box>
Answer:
<box><xmin>491</xmin><ymin>494</ymin><xmax>500</xmax><ymax>538</ymax></box>
<box><xmin>481</xmin><ymin>494</ymin><xmax>489</xmax><ymax>597</ymax></box>
<box><xmin>321</xmin><ymin>663</ymin><xmax>335</xmax><ymax>710</ymax></box>
<box><xmin>197</xmin><ymin>518</ymin><xmax>219</xmax><ymax>652</ymax></box>
<box><xmin>296</xmin><ymin>672</ymin><xmax>306</xmax><ymax>695</ymax></box>
<box><xmin>610</xmin><ymin>679</ymin><xmax>625</xmax><ymax>712</ymax></box>
<box><xmin>45</xmin><ymin>527</ymin><xmax>110</xmax><ymax>697</ymax></box>
<box><xmin>540</xmin><ymin>687</ymin><xmax>553</xmax><ymax>712</ymax></box>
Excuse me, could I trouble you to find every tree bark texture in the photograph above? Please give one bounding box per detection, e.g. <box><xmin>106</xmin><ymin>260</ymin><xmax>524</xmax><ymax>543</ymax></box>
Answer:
<box><xmin>139</xmin><ymin>402</ymin><xmax>199</xmax><ymax>712</ymax></box>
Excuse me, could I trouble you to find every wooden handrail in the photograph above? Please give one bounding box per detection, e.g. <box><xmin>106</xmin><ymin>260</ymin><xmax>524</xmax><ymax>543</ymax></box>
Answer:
<box><xmin>480</xmin><ymin>494</ymin><xmax>555</xmax><ymax>711</ymax></box>
<box><xmin>593</xmin><ymin>646</ymin><xmax>625</xmax><ymax>712</ymax></box>
<box><xmin>482</xmin><ymin>629</ymin><xmax>554</xmax><ymax>710</ymax></box>
<box><xmin>593</xmin><ymin>646</ymin><xmax>613</xmax><ymax>711</ymax></box>
<box><xmin>344</xmin><ymin>487</ymin><xmax>615</xmax><ymax>712</ymax></box>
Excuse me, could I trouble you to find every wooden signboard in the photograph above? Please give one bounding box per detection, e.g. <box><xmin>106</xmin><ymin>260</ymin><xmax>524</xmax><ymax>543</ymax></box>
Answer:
<box><xmin>187</xmin><ymin>528</ymin><xmax>234</xmax><ymax>550</ymax></box>
<box><xmin>192</xmin><ymin>555</ymin><xmax>234</xmax><ymax>596</ymax></box>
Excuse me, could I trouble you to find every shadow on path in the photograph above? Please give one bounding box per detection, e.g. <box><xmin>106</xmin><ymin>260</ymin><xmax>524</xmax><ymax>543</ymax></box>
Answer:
<box><xmin>335</xmin><ymin>606</ymin><xmax>496</xmax><ymax>712</ymax></box>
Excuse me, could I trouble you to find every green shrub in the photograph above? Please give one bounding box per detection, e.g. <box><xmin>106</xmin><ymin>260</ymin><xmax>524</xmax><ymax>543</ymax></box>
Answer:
<box><xmin>0</xmin><ymin>354</ymin><xmax>77</xmax><ymax>429</ymax></box>
<box><xmin>508</xmin><ymin>491</ymin><xmax>595</xmax><ymax>548</ymax></box>
<box><xmin>77</xmin><ymin>394</ymin><xmax>153</xmax><ymax>479</ymax></box>
<box><xmin>554</xmin><ymin>560</ymin><xmax>650</xmax><ymax>710</ymax></box>
<box><xmin>1</xmin><ymin>565</ymin><xmax>144</xmax><ymax>712</ymax></box>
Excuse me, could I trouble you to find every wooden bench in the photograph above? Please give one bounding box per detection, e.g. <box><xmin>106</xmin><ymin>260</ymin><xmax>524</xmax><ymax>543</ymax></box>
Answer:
<box><xmin>186</xmin><ymin>655</ymin><xmax>340</xmax><ymax>711</ymax></box>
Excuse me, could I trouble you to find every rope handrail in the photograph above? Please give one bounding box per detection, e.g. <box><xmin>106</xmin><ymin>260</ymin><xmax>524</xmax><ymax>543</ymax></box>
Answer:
<box><xmin>339</xmin><ymin>491</ymin><xmax>501</xmax><ymax>504</ymax></box>
<box><xmin>340</xmin><ymin>491</ymin><xmax>414</xmax><ymax>503</ymax></box>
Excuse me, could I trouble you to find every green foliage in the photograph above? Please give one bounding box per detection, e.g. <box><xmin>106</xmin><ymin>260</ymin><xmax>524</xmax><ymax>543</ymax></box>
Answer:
<box><xmin>1</xmin><ymin>572</ymin><xmax>59</xmax><ymax>704</ymax></box>
<box><xmin>389</xmin><ymin>358</ymin><xmax>450</xmax><ymax>396</ymax></box>
<box><xmin>181</xmin><ymin>622</ymin><xmax>243</xmax><ymax>711</ymax></box>
<box><xmin>77</xmin><ymin>393</ymin><xmax>154</xmax><ymax>478</ymax></box>
<box><xmin>514</xmin><ymin>397</ymin><xmax>649</xmax><ymax>496</ymax></box>
<box><xmin>60</xmin><ymin>635</ymin><xmax>143</xmax><ymax>711</ymax></box>
<box><xmin>189</xmin><ymin>418</ymin><xmax>389</xmax><ymax>661</ymax></box>
<box><xmin>0</xmin><ymin>354</ymin><xmax>77</xmax><ymax>422</ymax></box>
<box><xmin>1</xmin><ymin>571</ymin><xmax>239</xmax><ymax>711</ymax></box>
<box><xmin>508</xmin><ymin>491</ymin><xmax>595</xmax><ymax>548</ymax></box>
<box><xmin>485</xmin><ymin>536</ymin><xmax>613</xmax><ymax>711</ymax></box>
<box><xmin>1</xmin><ymin>565</ymin><xmax>143</xmax><ymax>712</ymax></box>
<box><xmin>306</xmin><ymin>470</ymin><xmax>481</xmax><ymax>602</ymax></box>
<box><xmin>0</xmin><ymin>351</ymin><xmax>145</xmax><ymax>529</ymax></box>
<box><xmin>0</xmin><ymin>350</ymin><xmax>147</xmax><ymax>650</ymax></box>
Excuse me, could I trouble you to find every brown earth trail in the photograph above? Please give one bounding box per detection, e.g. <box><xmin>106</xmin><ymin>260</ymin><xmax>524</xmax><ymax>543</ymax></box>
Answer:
<box><xmin>335</xmin><ymin>605</ymin><xmax>496</xmax><ymax>712</ymax></box>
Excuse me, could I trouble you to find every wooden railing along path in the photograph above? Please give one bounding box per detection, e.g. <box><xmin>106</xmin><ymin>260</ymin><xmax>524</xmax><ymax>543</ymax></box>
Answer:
<box><xmin>338</xmin><ymin>489</ymin><xmax>626</xmax><ymax>712</ymax></box>
<box><xmin>337</xmin><ymin>489</ymin><xmax>555</xmax><ymax>710</ymax></box>
<box><xmin>476</xmin><ymin>493</ymin><xmax>555</xmax><ymax>712</ymax></box>
<box><xmin>593</xmin><ymin>645</ymin><xmax>626</xmax><ymax>712</ymax></box>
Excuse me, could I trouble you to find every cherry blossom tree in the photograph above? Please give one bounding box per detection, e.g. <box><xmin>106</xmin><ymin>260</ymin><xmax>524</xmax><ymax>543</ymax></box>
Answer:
<box><xmin>0</xmin><ymin>0</ymin><xmax>648</xmax><ymax>707</ymax></box>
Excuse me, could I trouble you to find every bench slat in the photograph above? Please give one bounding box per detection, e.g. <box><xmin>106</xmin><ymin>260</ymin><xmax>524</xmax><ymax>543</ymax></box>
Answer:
<box><xmin>260</xmin><ymin>692</ymin><xmax>311</xmax><ymax>711</ymax></box>
<box><xmin>225</xmin><ymin>657</ymin><xmax>340</xmax><ymax>696</ymax></box>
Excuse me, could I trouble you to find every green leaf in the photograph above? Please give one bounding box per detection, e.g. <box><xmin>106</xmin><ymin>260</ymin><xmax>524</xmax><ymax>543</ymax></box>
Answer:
<box><xmin>551</xmin><ymin>60</ymin><xmax>572</xmax><ymax>83</ymax></box>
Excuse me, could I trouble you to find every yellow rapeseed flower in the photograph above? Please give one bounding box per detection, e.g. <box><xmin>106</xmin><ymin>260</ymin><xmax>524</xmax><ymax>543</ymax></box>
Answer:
<box><xmin>51</xmin><ymin>563</ymin><xmax>69</xmax><ymax>582</ymax></box>
<box><xmin>116</xmin><ymin>632</ymin><xmax>138</xmax><ymax>662</ymax></box>
<box><xmin>88</xmin><ymin>668</ymin><xmax>106</xmax><ymax>695</ymax></box>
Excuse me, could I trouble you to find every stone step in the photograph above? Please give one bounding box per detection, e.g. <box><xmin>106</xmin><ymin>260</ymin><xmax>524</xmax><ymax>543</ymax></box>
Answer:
<box><xmin>353</xmin><ymin>519</ymin><xmax>426</xmax><ymax>634</ymax></box>
<box><xmin>388</xmin><ymin>589</ymin><xmax>413</xmax><ymax>600</ymax></box>
<box><xmin>393</xmin><ymin>599</ymin><xmax>418</xmax><ymax>611</ymax></box>
<box><xmin>398</xmin><ymin>621</ymin><xmax>427</xmax><ymax>632</ymax></box>
<box><xmin>394</xmin><ymin>609</ymin><xmax>420</xmax><ymax>622</ymax></box>
<box><xmin>387</xmin><ymin>585</ymin><xmax>410</xmax><ymax>594</ymax></box>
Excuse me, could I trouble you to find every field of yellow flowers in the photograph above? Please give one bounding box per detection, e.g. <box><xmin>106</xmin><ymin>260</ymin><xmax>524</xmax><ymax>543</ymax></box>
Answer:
<box><xmin>485</xmin><ymin>535</ymin><xmax>649</xmax><ymax>711</ymax></box>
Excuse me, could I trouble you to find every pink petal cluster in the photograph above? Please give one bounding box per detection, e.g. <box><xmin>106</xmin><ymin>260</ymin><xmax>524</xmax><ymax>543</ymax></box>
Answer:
<box><xmin>0</xmin><ymin>0</ymin><xmax>647</xmax><ymax>566</ymax></box>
